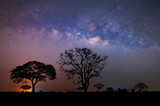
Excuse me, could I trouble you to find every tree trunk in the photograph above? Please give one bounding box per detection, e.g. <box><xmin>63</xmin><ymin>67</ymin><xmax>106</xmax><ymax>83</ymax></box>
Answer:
<box><xmin>31</xmin><ymin>80</ymin><xmax>35</xmax><ymax>93</ymax></box>
<box><xmin>32</xmin><ymin>84</ymin><xmax>35</xmax><ymax>93</ymax></box>
<box><xmin>83</xmin><ymin>81</ymin><xmax>89</xmax><ymax>92</ymax></box>
<box><xmin>98</xmin><ymin>88</ymin><xmax>100</xmax><ymax>92</ymax></box>
<box><xmin>84</xmin><ymin>87</ymin><xmax>87</xmax><ymax>92</ymax></box>
<box><xmin>83</xmin><ymin>84</ymin><xmax>88</xmax><ymax>93</ymax></box>
<box><xmin>140</xmin><ymin>88</ymin><xmax>142</xmax><ymax>92</ymax></box>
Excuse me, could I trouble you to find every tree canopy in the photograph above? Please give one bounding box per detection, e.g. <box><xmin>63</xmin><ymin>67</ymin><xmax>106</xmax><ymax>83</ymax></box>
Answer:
<box><xmin>133</xmin><ymin>82</ymin><xmax>148</xmax><ymax>92</ymax></box>
<box><xmin>10</xmin><ymin>61</ymin><xmax>56</xmax><ymax>92</ymax></box>
<box><xmin>93</xmin><ymin>83</ymin><xmax>104</xmax><ymax>92</ymax></box>
<box><xmin>21</xmin><ymin>85</ymin><xmax>31</xmax><ymax>92</ymax></box>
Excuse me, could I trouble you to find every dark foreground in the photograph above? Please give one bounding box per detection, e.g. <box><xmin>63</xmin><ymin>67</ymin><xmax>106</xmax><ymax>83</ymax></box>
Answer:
<box><xmin>1</xmin><ymin>92</ymin><xmax>159</xmax><ymax>104</ymax></box>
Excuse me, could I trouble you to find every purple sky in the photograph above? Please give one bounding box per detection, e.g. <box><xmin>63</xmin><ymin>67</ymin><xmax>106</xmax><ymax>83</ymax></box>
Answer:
<box><xmin>0</xmin><ymin>0</ymin><xmax>160</xmax><ymax>92</ymax></box>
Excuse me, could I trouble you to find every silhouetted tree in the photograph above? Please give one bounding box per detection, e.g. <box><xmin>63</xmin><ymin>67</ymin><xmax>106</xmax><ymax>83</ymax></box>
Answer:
<box><xmin>21</xmin><ymin>85</ymin><xmax>31</xmax><ymax>92</ymax></box>
<box><xmin>10</xmin><ymin>61</ymin><xmax>56</xmax><ymax>93</ymax></box>
<box><xmin>117</xmin><ymin>88</ymin><xmax>128</xmax><ymax>93</ymax></box>
<box><xmin>106</xmin><ymin>87</ymin><xmax>114</xmax><ymax>92</ymax></box>
<box><xmin>93</xmin><ymin>83</ymin><xmax>104</xmax><ymax>92</ymax></box>
<box><xmin>133</xmin><ymin>82</ymin><xmax>148</xmax><ymax>92</ymax></box>
<box><xmin>58</xmin><ymin>48</ymin><xmax>108</xmax><ymax>92</ymax></box>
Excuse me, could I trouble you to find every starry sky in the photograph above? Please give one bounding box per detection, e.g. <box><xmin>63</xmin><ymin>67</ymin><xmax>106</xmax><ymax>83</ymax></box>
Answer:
<box><xmin>0</xmin><ymin>0</ymin><xmax>160</xmax><ymax>92</ymax></box>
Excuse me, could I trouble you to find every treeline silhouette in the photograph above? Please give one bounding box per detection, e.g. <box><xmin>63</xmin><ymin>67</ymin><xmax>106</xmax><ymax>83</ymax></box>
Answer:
<box><xmin>10</xmin><ymin>47</ymin><xmax>108</xmax><ymax>93</ymax></box>
<box><xmin>7</xmin><ymin>47</ymin><xmax>159</xmax><ymax>100</ymax></box>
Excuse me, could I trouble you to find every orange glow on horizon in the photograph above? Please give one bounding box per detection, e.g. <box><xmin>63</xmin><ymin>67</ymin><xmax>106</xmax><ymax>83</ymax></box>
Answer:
<box><xmin>18</xmin><ymin>89</ymin><xmax>31</xmax><ymax>92</ymax></box>
<box><xmin>17</xmin><ymin>87</ymin><xmax>32</xmax><ymax>92</ymax></box>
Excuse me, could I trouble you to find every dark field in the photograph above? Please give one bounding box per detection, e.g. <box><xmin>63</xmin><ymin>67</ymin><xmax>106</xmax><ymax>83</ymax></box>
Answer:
<box><xmin>1</xmin><ymin>92</ymin><xmax>160</xmax><ymax>104</ymax></box>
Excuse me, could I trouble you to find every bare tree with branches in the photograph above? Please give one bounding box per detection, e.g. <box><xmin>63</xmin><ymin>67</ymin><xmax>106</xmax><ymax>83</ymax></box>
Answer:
<box><xmin>58</xmin><ymin>48</ymin><xmax>108</xmax><ymax>92</ymax></box>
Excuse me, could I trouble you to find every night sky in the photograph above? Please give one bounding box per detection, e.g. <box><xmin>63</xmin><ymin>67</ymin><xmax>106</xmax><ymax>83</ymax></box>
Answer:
<box><xmin>0</xmin><ymin>0</ymin><xmax>160</xmax><ymax>92</ymax></box>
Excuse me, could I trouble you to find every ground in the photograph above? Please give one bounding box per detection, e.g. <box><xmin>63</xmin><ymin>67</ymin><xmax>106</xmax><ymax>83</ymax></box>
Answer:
<box><xmin>0</xmin><ymin>92</ymin><xmax>159</xmax><ymax>104</ymax></box>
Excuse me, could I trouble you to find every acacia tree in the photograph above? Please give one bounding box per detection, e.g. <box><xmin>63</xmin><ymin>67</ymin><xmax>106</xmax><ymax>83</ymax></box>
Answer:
<box><xmin>93</xmin><ymin>83</ymin><xmax>104</xmax><ymax>92</ymax></box>
<box><xmin>10</xmin><ymin>61</ymin><xmax>56</xmax><ymax>93</ymax></box>
<box><xmin>58</xmin><ymin>48</ymin><xmax>108</xmax><ymax>92</ymax></box>
<box><xmin>133</xmin><ymin>82</ymin><xmax>148</xmax><ymax>92</ymax></box>
<box><xmin>21</xmin><ymin>85</ymin><xmax>31</xmax><ymax>92</ymax></box>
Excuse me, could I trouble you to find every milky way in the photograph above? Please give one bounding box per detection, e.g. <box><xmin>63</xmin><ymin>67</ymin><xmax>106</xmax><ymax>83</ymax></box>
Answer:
<box><xmin>0</xmin><ymin>0</ymin><xmax>160</xmax><ymax>92</ymax></box>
